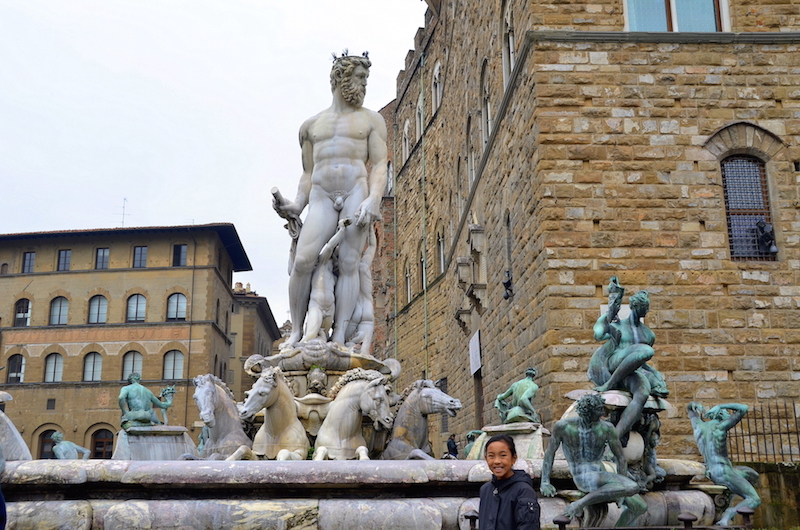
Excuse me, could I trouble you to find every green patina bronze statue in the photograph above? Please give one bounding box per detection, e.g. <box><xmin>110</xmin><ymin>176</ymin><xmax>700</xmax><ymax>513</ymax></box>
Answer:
<box><xmin>541</xmin><ymin>393</ymin><xmax>646</xmax><ymax>527</ymax></box>
<box><xmin>118</xmin><ymin>373</ymin><xmax>175</xmax><ymax>430</ymax></box>
<box><xmin>494</xmin><ymin>367</ymin><xmax>540</xmax><ymax>424</ymax></box>
<box><xmin>687</xmin><ymin>401</ymin><xmax>761</xmax><ymax>526</ymax></box>
<box><xmin>51</xmin><ymin>431</ymin><xmax>90</xmax><ymax>460</ymax></box>
<box><xmin>540</xmin><ymin>394</ymin><xmax>647</xmax><ymax>526</ymax></box>
<box><xmin>588</xmin><ymin>277</ymin><xmax>668</xmax><ymax>443</ymax></box>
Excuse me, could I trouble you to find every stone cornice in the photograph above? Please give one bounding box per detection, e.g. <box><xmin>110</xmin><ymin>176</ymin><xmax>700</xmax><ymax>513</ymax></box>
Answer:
<box><xmin>525</xmin><ymin>30</ymin><xmax>800</xmax><ymax>45</ymax></box>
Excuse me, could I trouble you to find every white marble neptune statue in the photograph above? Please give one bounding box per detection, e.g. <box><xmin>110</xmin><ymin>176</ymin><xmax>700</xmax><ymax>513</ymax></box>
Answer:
<box><xmin>273</xmin><ymin>52</ymin><xmax>388</xmax><ymax>355</ymax></box>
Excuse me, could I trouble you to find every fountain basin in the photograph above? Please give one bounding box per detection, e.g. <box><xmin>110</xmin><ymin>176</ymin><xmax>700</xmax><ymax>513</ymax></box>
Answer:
<box><xmin>2</xmin><ymin>458</ymin><xmax>714</xmax><ymax>529</ymax></box>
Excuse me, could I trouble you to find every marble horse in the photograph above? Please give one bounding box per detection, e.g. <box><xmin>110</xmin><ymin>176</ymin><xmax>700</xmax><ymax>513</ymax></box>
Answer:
<box><xmin>313</xmin><ymin>368</ymin><xmax>394</xmax><ymax>460</ymax></box>
<box><xmin>188</xmin><ymin>374</ymin><xmax>254</xmax><ymax>460</ymax></box>
<box><xmin>238</xmin><ymin>366</ymin><xmax>309</xmax><ymax>460</ymax></box>
<box><xmin>381</xmin><ymin>380</ymin><xmax>462</xmax><ymax>460</ymax></box>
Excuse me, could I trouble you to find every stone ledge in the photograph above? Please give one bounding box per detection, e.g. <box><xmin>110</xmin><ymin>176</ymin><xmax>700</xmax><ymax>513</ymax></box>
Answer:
<box><xmin>525</xmin><ymin>30</ymin><xmax>800</xmax><ymax>45</ymax></box>
<box><xmin>3</xmin><ymin>460</ymin><xmax>478</xmax><ymax>488</ymax></box>
<box><xmin>2</xmin><ymin>458</ymin><xmax>705</xmax><ymax>489</ymax></box>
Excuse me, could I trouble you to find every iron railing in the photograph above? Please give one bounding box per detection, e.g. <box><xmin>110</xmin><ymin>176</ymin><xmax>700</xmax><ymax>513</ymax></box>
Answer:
<box><xmin>728</xmin><ymin>399</ymin><xmax>800</xmax><ymax>463</ymax></box>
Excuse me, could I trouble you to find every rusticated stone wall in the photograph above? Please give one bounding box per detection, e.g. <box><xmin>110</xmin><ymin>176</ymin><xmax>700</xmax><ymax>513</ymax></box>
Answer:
<box><xmin>389</xmin><ymin>0</ymin><xmax>800</xmax><ymax>459</ymax></box>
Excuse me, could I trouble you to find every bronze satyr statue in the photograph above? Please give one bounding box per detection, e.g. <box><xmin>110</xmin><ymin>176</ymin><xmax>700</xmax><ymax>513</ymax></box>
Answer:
<box><xmin>687</xmin><ymin>402</ymin><xmax>761</xmax><ymax>526</ymax></box>
<box><xmin>495</xmin><ymin>367</ymin><xmax>540</xmax><ymax>424</ymax></box>
<box><xmin>51</xmin><ymin>431</ymin><xmax>90</xmax><ymax>460</ymax></box>
<box><xmin>118</xmin><ymin>373</ymin><xmax>174</xmax><ymax>430</ymax></box>
<box><xmin>588</xmin><ymin>277</ymin><xmax>668</xmax><ymax>443</ymax></box>
<box><xmin>541</xmin><ymin>393</ymin><xmax>646</xmax><ymax>527</ymax></box>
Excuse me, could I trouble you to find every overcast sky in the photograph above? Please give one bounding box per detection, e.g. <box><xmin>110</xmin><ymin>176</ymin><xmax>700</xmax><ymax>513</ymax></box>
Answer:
<box><xmin>0</xmin><ymin>0</ymin><xmax>427</xmax><ymax>325</ymax></box>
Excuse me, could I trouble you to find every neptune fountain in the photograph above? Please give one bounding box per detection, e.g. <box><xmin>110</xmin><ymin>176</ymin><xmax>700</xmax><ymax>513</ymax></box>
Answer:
<box><xmin>0</xmin><ymin>56</ymin><xmax>756</xmax><ymax>529</ymax></box>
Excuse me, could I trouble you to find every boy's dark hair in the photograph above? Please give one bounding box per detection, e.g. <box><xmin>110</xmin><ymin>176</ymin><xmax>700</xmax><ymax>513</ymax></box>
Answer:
<box><xmin>484</xmin><ymin>433</ymin><xmax>517</xmax><ymax>456</ymax></box>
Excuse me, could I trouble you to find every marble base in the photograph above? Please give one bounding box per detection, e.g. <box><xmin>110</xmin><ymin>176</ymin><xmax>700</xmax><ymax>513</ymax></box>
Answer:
<box><xmin>467</xmin><ymin>422</ymin><xmax>550</xmax><ymax>460</ymax></box>
<box><xmin>1</xmin><ymin>459</ymin><xmax>715</xmax><ymax>529</ymax></box>
<box><xmin>112</xmin><ymin>426</ymin><xmax>199</xmax><ymax>460</ymax></box>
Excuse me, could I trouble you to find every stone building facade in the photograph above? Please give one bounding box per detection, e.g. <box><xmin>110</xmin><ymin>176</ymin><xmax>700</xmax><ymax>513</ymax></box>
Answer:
<box><xmin>0</xmin><ymin>224</ymin><xmax>274</xmax><ymax>458</ymax></box>
<box><xmin>389</xmin><ymin>0</ymin><xmax>800</xmax><ymax>457</ymax></box>
<box><xmin>230</xmin><ymin>282</ymin><xmax>281</xmax><ymax>401</ymax></box>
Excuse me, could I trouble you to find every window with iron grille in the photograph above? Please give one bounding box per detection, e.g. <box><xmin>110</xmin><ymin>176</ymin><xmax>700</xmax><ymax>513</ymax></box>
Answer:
<box><xmin>721</xmin><ymin>156</ymin><xmax>776</xmax><ymax>261</ymax></box>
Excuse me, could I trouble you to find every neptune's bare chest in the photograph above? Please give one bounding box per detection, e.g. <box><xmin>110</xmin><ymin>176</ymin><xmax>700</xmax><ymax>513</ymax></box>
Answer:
<box><xmin>309</xmin><ymin>112</ymin><xmax>371</xmax><ymax>143</ymax></box>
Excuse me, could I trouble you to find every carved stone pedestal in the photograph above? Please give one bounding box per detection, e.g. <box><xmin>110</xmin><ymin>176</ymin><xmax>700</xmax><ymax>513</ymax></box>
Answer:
<box><xmin>466</xmin><ymin>422</ymin><xmax>550</xmax><ymax>460</ymax></box>
<box><xmin>112</xmin><ymin>426</ymin><xmax>199</xmax><ymax>460</ymax></box>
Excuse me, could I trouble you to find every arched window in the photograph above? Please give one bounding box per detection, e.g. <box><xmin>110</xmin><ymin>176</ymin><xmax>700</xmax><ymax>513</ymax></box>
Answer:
<box><xmin>721</xmin><ymin>155</ymin><xmax>776</xmax><ymax>261</ymax></box>
<box><xmin>501</xmin><ymin>1</ymin><xmax>516</xmax><ymax>87</ymax></box>
<box><xmin>7</xmin><ymin>354</ymin><xmax>25</xmax><ymax>383</ymax></box>
<box><xmin>416</xmin><ymin>93</ymin><xmax>424</xmax><ymax>141</ymax></box>
<box><xmin>92</xmin><ymin>429</ymin><xmax>114</xmax><ymax>459</ymax></box>
<box><xmin>126</xmin><ymin>294</ymin><xmax>146</xmax><ymax>322</ymax></box>
<box><xmin>166</xmin><ymin>293</ymin><xmax>187</xmax><ymax>321</ymax></box>
<box><xmin>83</xmin><ymin>352</ymin><xmax>102</xmax><ymax>381</ymax></box>
<box><xmin>44</xmin><ymin>353</ymin><xmax>63</xmax><ymax>382</ymax></box>
<box><xmin>163</xmin><ymin>350</ymin><xmax>184</xmax><ymax>380</ymax></box>
<box><xmin>386</xmin><ymin>161</ymin><xmax>394</xmax><ymax>196</ymax></box>
<box><xmin>455</xmin><ymin>157</ymin><xmax>464</xmax><ymax>216</ymax></box>
<box><xmin>404</xmin><ymin>263</ymin><xmax>412</xmax><ymax>303</ymax></box>
<box><xmin>49</xmin><ymin>296</ymin><xmax>68</xmax><ymax>326</ymax></box>
<box><xmin>402</xmin><ymin>120</ymin><xmax>411</xmax><ymax>163</ymax></box>
<box><xmin>480</xmin><ymin>59</ymin><xmax>492</xmax><ymax>146</ymax></box>
<box><xmin>121</xmin><ymin>351</ymin><xmax>143</xmax><ymax>380</ymax></box>
<box><xmin>466</xmin><ymin>118</ymin><xmax>476</xmax><ymax>187</ymax></box>
<box><xmin>418</xmin><ymin>241</ymin><xmax>426</xmax><ymax>291</ymax></box>
<box><xmin>213</xmin><ymin>355</ymin><xmax>219</xmax><ymax>378</ymax></box>
<box><xmin>505</xmin><ymin>210</ymin><xmax>514</xmax><ymax>269</ymax></box>
<box><xmin>14</xmin><ymin>298</ymin><xmax>31</xmax><ymax>327</ymax></box>
<box><xmin>431</xmin><ymin>61</ymin><xmax>442</xmax><ymax>113</ymax></box>
<box><xmin>437</xmin><ymin>231</ymin><xmax>447</xmax><ymax>274</ymax></box>
<box><xmin>39</xmin><ymin>430</ymin><xmax>57</xmax><ymax>459</ymax></box>
<box><xmin>88</xmin><ymin>295</ymin><xmax>108</xmax><ymax>324</ymax></box>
